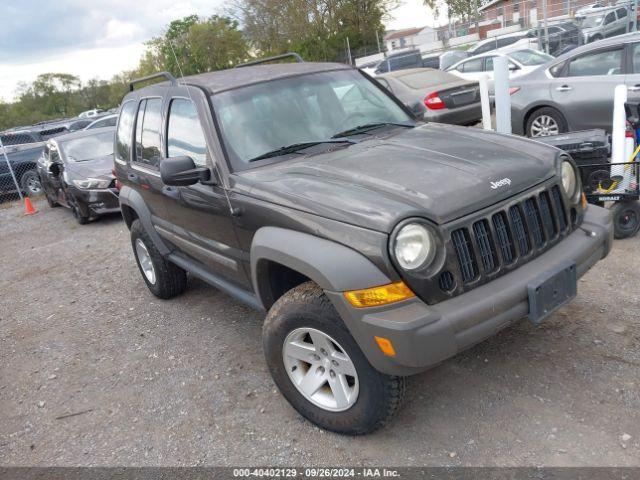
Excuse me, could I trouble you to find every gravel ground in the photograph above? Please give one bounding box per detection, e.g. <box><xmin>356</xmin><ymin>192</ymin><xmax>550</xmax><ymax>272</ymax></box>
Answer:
<box><xmin>1</xmin><ymin>198</ymin><xmax>639</xmax><ymax>467</ymax></box>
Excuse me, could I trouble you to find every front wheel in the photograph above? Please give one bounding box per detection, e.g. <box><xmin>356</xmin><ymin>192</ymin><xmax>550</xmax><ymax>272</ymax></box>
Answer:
<box><xmin>263</xmin><ymin>282</ymin><xmax>405</xmax><ymax>435</ymax></box>
<box><xmin>20</xmin><ymin>170</ymin><xmax>42</xmax><ymax>197</ymax></box>
<box><xmin>611</xmin><ymin>201</ymin><xmax>640</xmax><ymax>239</ymax></box>
<box><xmin>130</xmin><ymin>219</ymin><xmax>187</xmax><ymax>299</ymax></box>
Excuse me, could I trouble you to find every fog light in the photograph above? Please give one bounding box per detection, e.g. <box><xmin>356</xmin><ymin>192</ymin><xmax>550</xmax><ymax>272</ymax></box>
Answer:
<box><xmin>343</xmin><ymin>281</ymin><xmax>414</xmax><ymax>308</ymax></box>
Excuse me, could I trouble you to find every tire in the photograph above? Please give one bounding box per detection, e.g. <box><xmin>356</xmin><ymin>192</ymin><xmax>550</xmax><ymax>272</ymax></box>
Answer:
<box><xmin>20</xmin><ymin>170</ymin><xmax>42</xmax><ymax>197</ymax></box>
<box><xmin>526</xmin><ymin>107</ymin><xmax>568</xmax><ymax>138</ymax></box>
<box><xmin>263</xmin><ymin>281</ymin><xmax>406</xmax><ymax>435</ymax></box>
<box><xmin>590</xmin><ymin>34</ymin><xmax>603</xmax><ymax>43</ymax></box>
<box><xmin>130</xmin><ymin>219</ymin><xmax>187</xmax><ymax>299</ymax></box>
<box><xmin>611</xmin><ymin>201</ymin><xmax>640</xmax><ymax>239</ymax></box>
<box><xmin>71</xmin><ymin>202</ymin><xmax>89</xmax><ymax>225</ymax></box>
<box><xmin>46</xmin><ymin>194</ymin><xmax>59</xmax><ymax>208</ymax></box>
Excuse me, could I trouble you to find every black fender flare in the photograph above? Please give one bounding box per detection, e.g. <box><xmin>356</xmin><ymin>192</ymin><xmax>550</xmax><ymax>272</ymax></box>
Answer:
<box><xmin>118</xmin><ymin>185</ymin><xmax>171</xmax><ymax>255</ymax></box>
<box><xmin>250</xmin><ymin>227</ymin><xmax>391</xmax><ymax>308</ymax></box>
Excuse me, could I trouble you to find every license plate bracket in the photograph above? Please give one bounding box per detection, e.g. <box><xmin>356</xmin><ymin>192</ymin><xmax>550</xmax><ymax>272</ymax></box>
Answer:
<box><xmin>527</xmin><ymin>261</ymin><xmax>577</xmax><ymax>324</ymax></box>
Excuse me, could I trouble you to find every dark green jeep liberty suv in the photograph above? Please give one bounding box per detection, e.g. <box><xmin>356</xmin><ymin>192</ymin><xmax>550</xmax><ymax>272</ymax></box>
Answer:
<box><xmin>115</xmin><ymin>55</ymin><xmax>613</xmax><ymax>434</ymax></box>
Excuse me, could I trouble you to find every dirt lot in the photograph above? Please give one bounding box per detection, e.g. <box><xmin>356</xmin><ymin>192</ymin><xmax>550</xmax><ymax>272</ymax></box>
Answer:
<box><xmin>0</xmin><ymin>199</ymin><xmax>639</xmax><ymax>467</ymax></box>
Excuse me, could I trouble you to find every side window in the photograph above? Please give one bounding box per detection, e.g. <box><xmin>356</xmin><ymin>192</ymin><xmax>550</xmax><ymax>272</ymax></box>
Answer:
<box><xmin>167</xmin><ymin>98</ymin><xmax>208</xmax><ymax>167</ymax></box>
<box><xmin>115</xmin><ymin>100</ymin><xmax>136</xmax><ymax>163</ymax></box>
<box><xmin>604</xmin><ymin>11</ymin><xmax>616</xmax><ymax>24</ymax></box>
<box><xmin>632</xmin><ymin>43</ymin><xmax>640</xmax><ymax>73</ymax></box>
<box><xmin>567</xmin><ymin>48</ymin><xmax>623</xmax><ymax>76</ymax></box>
<box><xmin>134</xmin><ymin>98</ymin><xmax>163</xmax><ymax>167</ymax></box>
<box><xmin>617</xmin><ymin>7</ymin><xmax>627</xmax><ymax>18</ymax></box>
<box><xmin>485</xmin><ymin>56</ymin><xmax>495</xmax><ymax>71</ymax></box>
<box><xmin>461</xmin><ymin>57</ymin><xmax>483</xmax><ymax>72</ymax></box>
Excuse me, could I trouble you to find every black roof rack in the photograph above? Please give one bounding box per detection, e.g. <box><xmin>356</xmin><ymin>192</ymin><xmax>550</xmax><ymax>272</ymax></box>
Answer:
<box><xmin>129</xmin><ymin>71</ymin><xmax>177</xmax><ymax>92</ymax></box>
<box><xmin>236</xmin><ymin>52</ymin><xmax>304</xmax><ymax>68</ymax></box>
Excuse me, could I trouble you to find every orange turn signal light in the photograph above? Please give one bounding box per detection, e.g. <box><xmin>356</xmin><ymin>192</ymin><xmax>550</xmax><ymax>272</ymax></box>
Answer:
<box><xmin>374</xmin><ymin>336</ymin><xmax>397</xmax><ymax>357</ymax></box>
<box><xmin>581</xmin><ymin>192</ymin><xmax>588</xmax><ymax>209</ymax></box>
<box><xmin>343</xmin><ymin>281</ymin><xmax>415</xmax><ymax>308</ymax></box>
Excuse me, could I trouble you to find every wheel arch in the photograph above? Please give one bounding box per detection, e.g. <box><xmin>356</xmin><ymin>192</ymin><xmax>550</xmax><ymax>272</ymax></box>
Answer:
<box><xmin>251</xmin><ymin>227</ymin><xmax>391</xmax><ymax>310</ymax></box>
<box><xmin>118</xmin><ymin>185</ymin><xmax>171</xmax><ymax>255</ymax></box>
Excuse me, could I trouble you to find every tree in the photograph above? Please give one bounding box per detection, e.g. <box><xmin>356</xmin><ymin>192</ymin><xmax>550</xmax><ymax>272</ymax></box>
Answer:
<box><xmin>423</xmin><ymin>0</ymin><xmax>476</xmax><ymax>24</ymax></box>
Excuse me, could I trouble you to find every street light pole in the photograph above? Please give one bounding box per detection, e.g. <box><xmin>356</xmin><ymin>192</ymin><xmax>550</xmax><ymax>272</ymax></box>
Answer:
<box><xmin>542</xmin><ymin>0</ymin><xmax>549</xmax><ymax>54</ymax></box>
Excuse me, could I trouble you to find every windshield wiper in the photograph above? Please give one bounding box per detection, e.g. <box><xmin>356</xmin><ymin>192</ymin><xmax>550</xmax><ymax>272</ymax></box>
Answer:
<box><xmin>248</xmin><ymin>139</ymin><xmax>355</xmax><ymax>162</ymax></box>
<box><xmin>331</xmin><ymin>121</ymin><xmax>414</xmax><ymax>139</ymax></box>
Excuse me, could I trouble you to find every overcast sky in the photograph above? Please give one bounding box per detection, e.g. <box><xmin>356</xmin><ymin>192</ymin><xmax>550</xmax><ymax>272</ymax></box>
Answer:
<box><xmin>0</xmin><ymin>0</ymin><xmax>434</xmax><ymax>101</ymax></box>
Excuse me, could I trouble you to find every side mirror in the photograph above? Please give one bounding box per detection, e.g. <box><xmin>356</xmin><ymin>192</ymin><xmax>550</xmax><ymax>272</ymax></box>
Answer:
<box><xmin>160</xmin><ymin>156</ymin><xmax>211</xmax><ymax>187</ymax></box>
<box><xmin>508</xmin><ymin>64</ymin><xmax>520</xmax><ymax>71</ymax></box>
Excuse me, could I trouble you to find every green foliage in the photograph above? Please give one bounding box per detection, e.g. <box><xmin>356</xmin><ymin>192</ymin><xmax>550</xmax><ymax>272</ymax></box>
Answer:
<box><xmin>424</xmin><ymin>0</ymin><xmax>476</xmax><ymax>22</ymax></box>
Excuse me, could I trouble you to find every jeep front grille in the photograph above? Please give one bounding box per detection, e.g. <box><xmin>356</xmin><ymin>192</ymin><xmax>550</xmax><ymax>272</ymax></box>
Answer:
<box><xmin>450</xmin><ymin>184</ymin><xmax>569</xmax><ymax>289</ymax></box>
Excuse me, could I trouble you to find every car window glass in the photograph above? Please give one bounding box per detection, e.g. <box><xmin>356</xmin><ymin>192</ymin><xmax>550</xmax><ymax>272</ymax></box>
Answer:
<box><xmin>632</xmin><ymin>43</ymin><xmax>640</xmax><ymax>72</ymax></box>
<box><xmin>461</xmin><ymin>57</ymin><xmax>483</xmax><ymax>72</ymax></box>
<box><xmin>567</xmin><ymin>48</ymin><xmax>623</xmax><ymax>76</ymax></box>
<box><xmin>167</xmin><ymin>98</ymin><xmax>208</xmax><ymax>167</ymax></box>
<box><xmin>134</xmin><ymin>98</ymin><xmax>163</xmax><ymax>167</ymax></box>
<box><xmin>617</xmin><ymin>7</ymin><xmax>627</xmax><ymax>17</ymax></box>
<box><xmin>115</xmin><ymin>100</ymin><xmax>136</xmax><ymax>163</ymax></box>
<box><xmin>604</xmin><ymin>11</ymin><xmax>616</xmax><ymax>24</ymax></box>
<box><xmin>212</xmin><ymin>69</ymin><xmax>411</xmax><ymax>171</ymax></box>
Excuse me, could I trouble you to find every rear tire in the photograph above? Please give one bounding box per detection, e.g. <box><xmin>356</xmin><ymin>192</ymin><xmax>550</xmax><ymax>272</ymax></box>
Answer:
<box><xmin>526</xmin><ymin>107</ymin><xmax>567</xmax><ymax>138</ymax></box>
<box><xmin>611</xmin><ymin>201</ymin><xmax>640</xmax><ymax>239</ymax></box>
<box><xmin>263</xmin><ymin>281</ymin><xmax>405</xmax><ymax>435</ymax></box>
<box><xmin>130</xmin><ymin>219</ymin><xmax>187</xmax><ymax>299</ymax></box>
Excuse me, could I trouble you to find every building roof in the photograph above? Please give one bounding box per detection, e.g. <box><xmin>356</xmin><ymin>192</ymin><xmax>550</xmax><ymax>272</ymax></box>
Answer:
<box><xmin>384</xmin><ymin>27</ymin><xmax>427</xmax><ymax>41</ymax></box>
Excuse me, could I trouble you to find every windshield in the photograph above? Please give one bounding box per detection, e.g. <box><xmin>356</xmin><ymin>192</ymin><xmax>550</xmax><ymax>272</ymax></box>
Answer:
<box><xmin>61</xmin><ymin>131</ymin><xmax>114</xmax><ymax>162</ymax></box>
<box><xmin>582</xmin><ymin>15</ymin><xmax>604</xmax><ymax>27</ymax></box>
<box><xmin>509</xmin><ymin>49</ymin><xmax>554</xmax><ymax>66</ymax></box>
<box><xmin>211</xmin><ymin>69</ymin><xmax>413</xmax><ymax>171</ymax></box>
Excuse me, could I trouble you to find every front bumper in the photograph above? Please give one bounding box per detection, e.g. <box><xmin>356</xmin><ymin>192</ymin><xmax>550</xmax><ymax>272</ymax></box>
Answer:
<box><xmin>71</xmin><ymin>187</ymin><xmax>120</xmax><ymax>218</ymax></box>
<box><xmin>326</xmin><ymin>205</ymin><xmax>613</xmax><ymax>376</ymax></box>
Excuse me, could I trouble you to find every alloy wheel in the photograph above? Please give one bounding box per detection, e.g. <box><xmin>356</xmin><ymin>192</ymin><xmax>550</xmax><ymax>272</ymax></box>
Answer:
<box><xmin>135</xmin><ymin>238</ymin><xmax>157</xmax><ymax>285</ymax></box>
<box><xmin>283</xmin><ymin>327</ymin><xmax>359</xmax><ymax>412</ymax></box>
<box><xmin>530</xmin><ymin>115</ymin><xmax>560</xmax><ymax>137</ymax></box>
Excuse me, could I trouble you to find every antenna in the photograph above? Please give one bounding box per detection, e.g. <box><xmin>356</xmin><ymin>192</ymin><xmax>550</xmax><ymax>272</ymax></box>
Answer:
<box><xmin>166</xmin><ymin>39</ymin><xmax>237</xmax><ymax>216</ymax></box>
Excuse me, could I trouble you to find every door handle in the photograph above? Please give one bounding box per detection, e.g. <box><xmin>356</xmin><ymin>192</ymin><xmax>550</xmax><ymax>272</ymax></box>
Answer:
<box><xmin>162</xmin><ymin>185</ymin><xmax>181</xmax><ymax>200</ymax></box>
<box><xmin>556</xmin><ymin>85</ymin><xmax>573</xmax><ymax>92</ymax></box>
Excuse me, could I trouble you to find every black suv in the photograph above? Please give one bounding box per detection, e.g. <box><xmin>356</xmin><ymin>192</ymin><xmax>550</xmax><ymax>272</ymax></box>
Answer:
<box><xmin>115</xmin><ymin>55</ymin><xmax>613</xmax><ymax>434</ymax></box>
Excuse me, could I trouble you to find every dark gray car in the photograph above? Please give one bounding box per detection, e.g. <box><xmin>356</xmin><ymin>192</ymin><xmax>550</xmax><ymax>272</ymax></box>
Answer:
<box><xmin>511</xmin><ymin>32</ymin><xmax>640</xmax><ymax>137</ymax></box>
<box><xmin>376</xmin><ymin>68</ymin><xmax>482</xmax><ymax>125</ymax></box>
<box><xmin>115</xmin><ymin>59</ymin><xmax>612</xmax><ymax>435</ymax></box>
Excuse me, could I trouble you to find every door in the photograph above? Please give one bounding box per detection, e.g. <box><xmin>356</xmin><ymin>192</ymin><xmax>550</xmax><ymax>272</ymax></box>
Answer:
<box><xmin>625</xmin><ymin>42</ymin><xmax>640</xmax><ymax>104</ymax></box>
<box><xmin>47</xmin><ymin>143</ymin><xmax>66</xmax><ymax>205</ymax></box>
<box><xmin>129</xmin><ymin>97</ymin><xmax>170</xmax><ymax>223</ymax></box>
<box><xmin>550</xmin><ymin>46</ymin><xmax>625</xmax><ymax>131</ymax></box>
<box><xmin>159</xmin><ymin>92</ymin><xmax>250</xmax><ymax>289</ymax></box>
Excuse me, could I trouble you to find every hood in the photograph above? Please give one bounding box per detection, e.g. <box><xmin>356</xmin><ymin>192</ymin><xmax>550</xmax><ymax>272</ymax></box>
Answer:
<box><xmin>234</xmin><ymin>124</ymin><xmax>560</xmax><ymax>232</ymax></box>
<box><xmin>66</xmin><ymin>154</ymin><xmax>114</xmax><ymax>179</ymax></box>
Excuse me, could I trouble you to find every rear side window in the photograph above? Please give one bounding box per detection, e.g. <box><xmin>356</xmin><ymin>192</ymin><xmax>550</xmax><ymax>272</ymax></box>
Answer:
<box><xmin>134</xmin><ymin>98</ymin><xmax>163</xmax><ymax>167</ymax></box>
<box><xmin>617</xmin><ymin>7</ymin><xmax>627</xmax><ymax>18</ymax></box>
<box><xmin>115</xmin><ymin>101</ymin><xmax>136</xmax><ymax>163</ymax></box>
<box><xmin>167</xmin><ymin>98</ymin><xmax>208</xmax><ymax>167</ymax></box>
<box><xmin>0</xmin><ymin>133</ymin><xmax>34</xmax><ymax>146</ymax></box>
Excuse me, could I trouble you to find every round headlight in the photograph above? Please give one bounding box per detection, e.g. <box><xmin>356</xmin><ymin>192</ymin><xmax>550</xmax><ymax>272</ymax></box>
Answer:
<box><xmin>393</xmin><ymin>223</ymin><xmax>435</xmax><ymax>270</ymax></box>
<box><xmin>561</xmin><ymin>160</ymin><xmax>579</xmax><ymax>201</ymax></box>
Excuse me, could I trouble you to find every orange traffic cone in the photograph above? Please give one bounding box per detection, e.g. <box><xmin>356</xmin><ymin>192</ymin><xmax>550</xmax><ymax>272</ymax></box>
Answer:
<box><xmin>24</xmin><ymin>197</ymin><xmax>37</xmax><ymax>215</ymax></box>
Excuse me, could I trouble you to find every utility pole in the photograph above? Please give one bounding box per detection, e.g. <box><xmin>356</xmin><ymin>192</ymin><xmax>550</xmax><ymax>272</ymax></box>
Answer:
<box><xmin>635</xmin><ymin>0</ymin><xmax>638</xmax><ymax>31</ymax></box>
<box><xmin>542</xmin><ymin>0</ymin><xmax>549</xmax><ymax>55</ymax></box>
<box><xmin>375</xmin><ymin>30</ymin><xmax>382</xmax><ymax>53</ymax></box>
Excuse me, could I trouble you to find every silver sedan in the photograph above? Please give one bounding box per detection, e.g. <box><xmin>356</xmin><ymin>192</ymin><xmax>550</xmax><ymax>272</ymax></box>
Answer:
<box><xmin>510</xmin><ymin>32</ymin><xmax>640</xmax><ymax>137</ymax></box>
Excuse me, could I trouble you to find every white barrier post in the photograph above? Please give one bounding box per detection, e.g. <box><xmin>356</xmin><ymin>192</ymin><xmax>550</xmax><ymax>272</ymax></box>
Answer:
<box><xmin>611</xmin><ymin>84</ymin><xmax>628</xmax><ymax>193</ymax></box>
<box><xmin>479</xmin><ymin>75</ymin><xmax>492</xmax><ymax>131</ymax></box>
<box><xmin>493</xmin><ymin>56</ymin><xmax>512</xmax><ymax>134</ymax></box>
